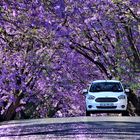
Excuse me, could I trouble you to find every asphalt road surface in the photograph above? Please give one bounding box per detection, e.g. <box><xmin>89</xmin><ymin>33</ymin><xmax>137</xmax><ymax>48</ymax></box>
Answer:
<box><xmin>0</xmin><ymin>117</ymin><xmax>140</xmax><ymax>140</ymax></box>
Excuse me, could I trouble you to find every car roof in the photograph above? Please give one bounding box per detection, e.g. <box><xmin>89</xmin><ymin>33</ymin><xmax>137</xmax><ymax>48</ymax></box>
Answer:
<box><xmin>92</xmin><ymin>80</ymin><xmax>121</xmax><ymax>83</ymax></box>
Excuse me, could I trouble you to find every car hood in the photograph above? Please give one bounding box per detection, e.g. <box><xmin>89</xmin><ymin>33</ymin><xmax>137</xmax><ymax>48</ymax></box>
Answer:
<box><xmin>87</xmin><ymin>91</ymin><xmax>125</xmax><ymax>97</ymax></box>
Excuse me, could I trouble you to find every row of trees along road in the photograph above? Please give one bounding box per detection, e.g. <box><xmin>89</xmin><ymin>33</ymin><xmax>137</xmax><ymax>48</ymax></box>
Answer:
<box><xmin>0</xmin><ymin>0</ymin><xmax>140</xmax><ymax>121</ymax></box>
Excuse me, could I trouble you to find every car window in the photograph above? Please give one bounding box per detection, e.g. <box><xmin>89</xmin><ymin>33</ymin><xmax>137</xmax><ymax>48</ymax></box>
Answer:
<box><xmin>89</xmin><ymin>82</ymin><xmax>123</xmax><ymax>92</ymax></box>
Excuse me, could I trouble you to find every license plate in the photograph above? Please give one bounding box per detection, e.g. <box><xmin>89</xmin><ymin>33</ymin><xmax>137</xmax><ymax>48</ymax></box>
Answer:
<box><xmin>100</xmin><ymin>103</ymin><xmax>114</xmax><ymax>106</ymax></box>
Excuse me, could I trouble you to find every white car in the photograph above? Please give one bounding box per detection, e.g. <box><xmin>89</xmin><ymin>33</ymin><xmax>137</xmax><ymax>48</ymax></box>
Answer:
<box><xmin>83</xmin><ymin>80</ymin><xmax>128</xmax><ymax>116</ymax></box>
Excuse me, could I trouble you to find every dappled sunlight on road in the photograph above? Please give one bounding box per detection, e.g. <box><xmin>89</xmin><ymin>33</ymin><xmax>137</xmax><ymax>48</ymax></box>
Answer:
<box><xmin>0</xmin><ymin>117</ymin><xmax>140</xmax><ymax>140</ymax></box>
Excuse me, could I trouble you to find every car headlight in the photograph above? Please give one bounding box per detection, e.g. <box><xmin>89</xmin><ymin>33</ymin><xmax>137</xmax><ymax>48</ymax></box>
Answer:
<box><xmin>118</xmin><ymin>95</ymin><xmax>126</xmax><ymax>99</ymax></box>
<box><xmin>88</xmin><ymin>95</ymin><xmax>95</xmax><ymax>100</ymax></box>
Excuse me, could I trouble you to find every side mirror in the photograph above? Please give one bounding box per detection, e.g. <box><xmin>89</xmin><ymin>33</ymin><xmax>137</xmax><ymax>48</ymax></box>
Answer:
<box><xmin>83</xmin><ymin>89</ymin><xmax>88</xmax><ymax>94</ymax></box>
<box><xmin>125</xmin><ymin>89</ymin><xmax>130</xmax><ymax>93</ymax></box>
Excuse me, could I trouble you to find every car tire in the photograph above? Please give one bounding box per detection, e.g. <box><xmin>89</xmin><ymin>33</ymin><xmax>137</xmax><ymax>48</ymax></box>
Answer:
<box><xmin>122</xmin><ymin>111</ymin><xmax>129</xmax><ymax>116</ymax></box>
<box><xmin>86</xmin><ymin>110</ymin><xmax>91</xmax><ymax>116</ymax></box>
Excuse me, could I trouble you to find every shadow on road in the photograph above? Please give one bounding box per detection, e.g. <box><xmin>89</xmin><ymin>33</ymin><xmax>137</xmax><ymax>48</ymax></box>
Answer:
<box><xmin>0</xmin><ymin>121</ymin><xmax>140</xmax><ymax>139</ymax></box>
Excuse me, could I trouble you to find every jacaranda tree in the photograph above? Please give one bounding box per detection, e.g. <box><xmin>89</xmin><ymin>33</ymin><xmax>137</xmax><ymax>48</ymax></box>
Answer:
<box><xmin>0</xmin><ymin>0</ymin><xmax>139</xmax><ymax>121</ymax></box>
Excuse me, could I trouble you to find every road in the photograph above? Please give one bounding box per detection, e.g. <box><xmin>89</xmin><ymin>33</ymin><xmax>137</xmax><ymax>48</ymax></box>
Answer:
<box><xmin>0</xmin><ymin>117</ymin><xmax>140</xmax><ymax>140</ymax></box>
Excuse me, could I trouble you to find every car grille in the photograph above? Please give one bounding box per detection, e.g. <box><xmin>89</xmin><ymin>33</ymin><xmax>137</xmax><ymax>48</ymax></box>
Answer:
<box><xmin>96</xmin><ymin>106</ymin><xmax>117</xmax><ymax>109</ymax></box>
<box><xmin>95</xmin><ymin>97</ymin><xmax>118</xmax><ymax>102</ymax></box>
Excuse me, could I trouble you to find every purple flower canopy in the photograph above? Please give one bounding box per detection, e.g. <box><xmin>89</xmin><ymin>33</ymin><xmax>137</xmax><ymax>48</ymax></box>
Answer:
<box><xmin>0</xmin><ymin>0</ymin><xmax>139</xmax><ymax>120</ymax></box>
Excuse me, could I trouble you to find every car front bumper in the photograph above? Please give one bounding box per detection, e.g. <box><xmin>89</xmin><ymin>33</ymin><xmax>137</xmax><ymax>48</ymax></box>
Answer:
<box><xmin>86</xmin><ymin>100</ymin><xmax>127</xmax><ymax>112</ymax></box>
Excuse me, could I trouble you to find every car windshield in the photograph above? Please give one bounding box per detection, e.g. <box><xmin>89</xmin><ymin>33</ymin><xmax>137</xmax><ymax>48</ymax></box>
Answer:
<box><xmin>89</xmin><ymin>82</ymin><xmax>123</xmax><ymax>92</ymax></box>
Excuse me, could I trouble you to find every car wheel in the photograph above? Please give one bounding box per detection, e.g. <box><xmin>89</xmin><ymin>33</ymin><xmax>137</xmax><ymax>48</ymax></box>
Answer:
<box><xmin>122</xmin><ymin>111</ymin><xmax>129</xmax><ymax>116</ymax></box>
<box><xmin>86</xmin><ymin>110</ymin><xmax>91</xmax><ymax>116</ymax></box>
